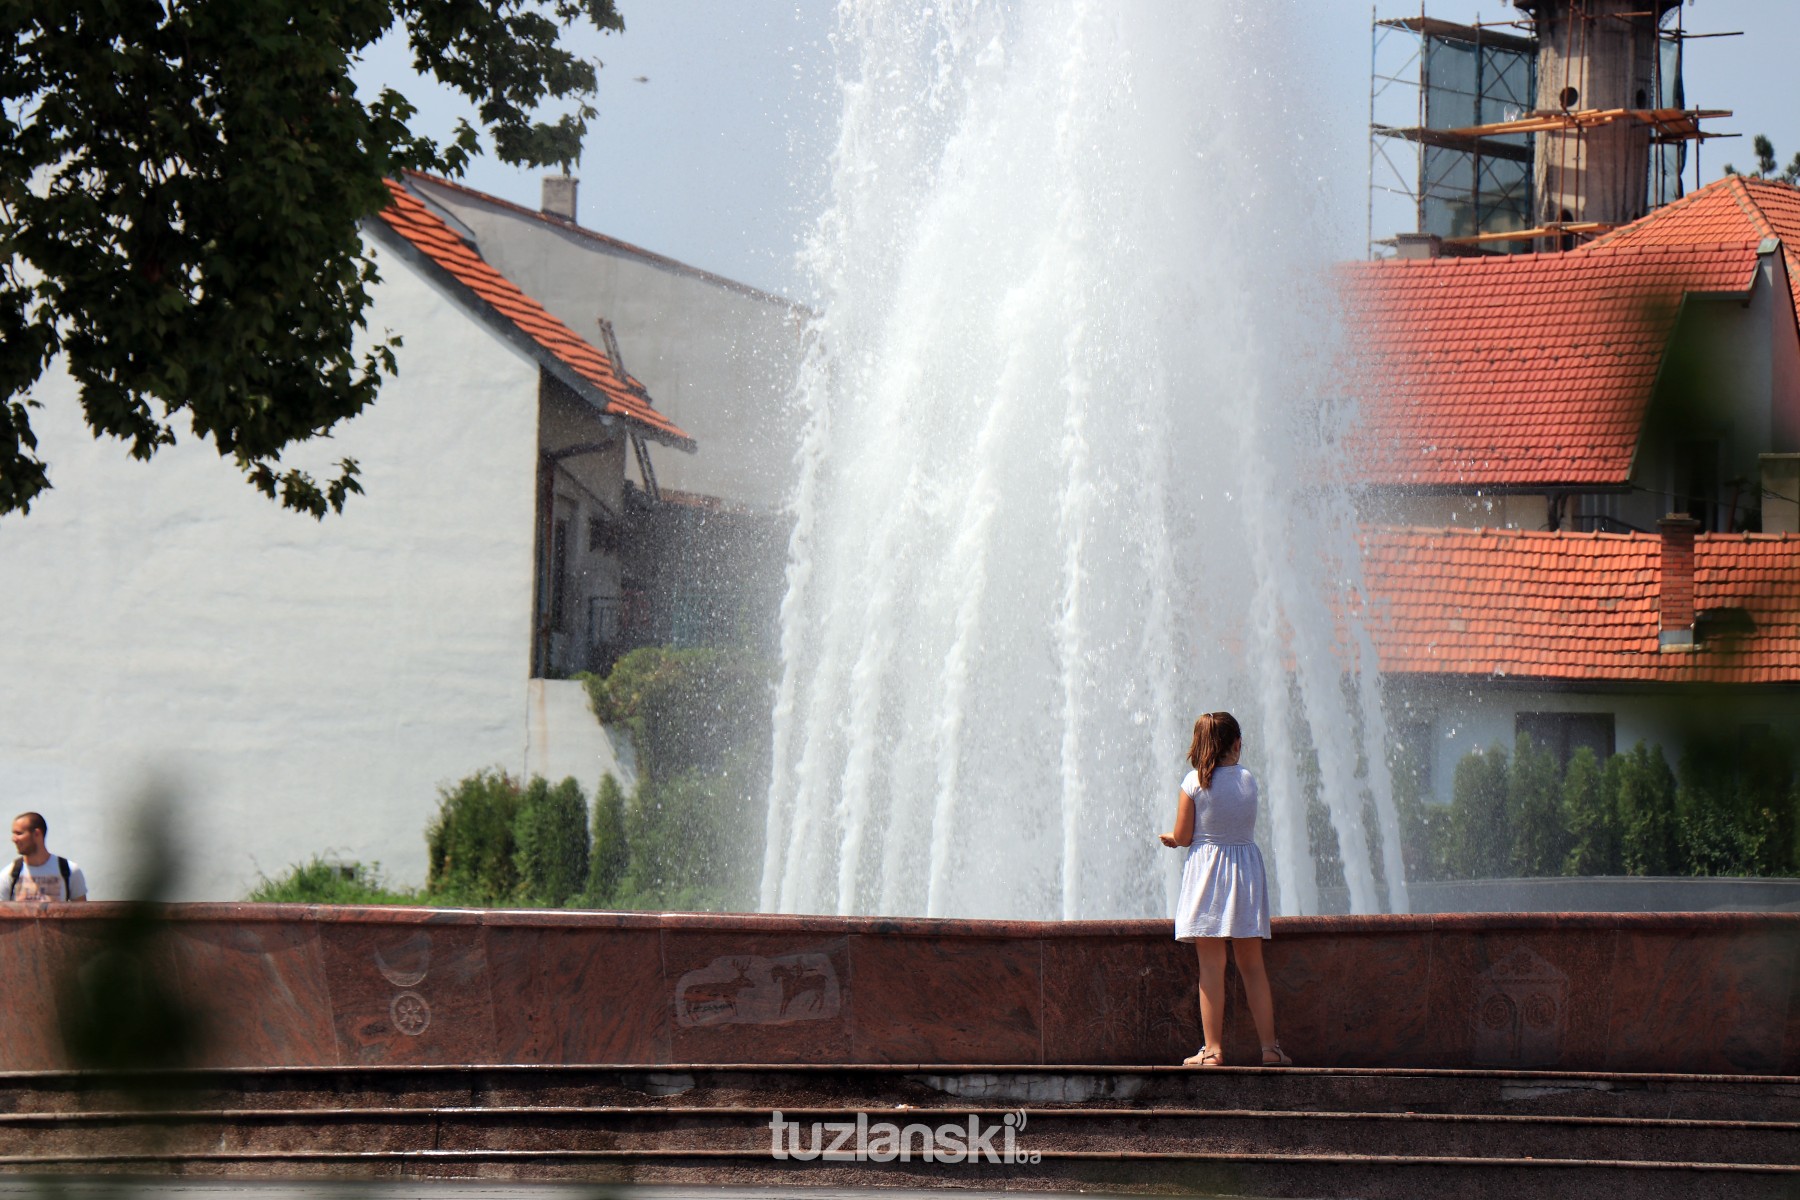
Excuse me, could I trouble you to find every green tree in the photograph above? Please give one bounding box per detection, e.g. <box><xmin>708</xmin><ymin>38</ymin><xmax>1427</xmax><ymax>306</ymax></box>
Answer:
<box><xmin>1446</xmin><ymin>743</ymin><xmax>1510</xmax><ymax>879</ymax></box>
<box><xmin>1561</xmin><ymin>746</ymin><xmax>1616</xmax><ymax>876</ymax></box>
<box><xmin>1391</xmin><ymin>742</ymin><xmax>1447</xmax><ymax>882</ymax></box>
<box><xmin>1506</xmin><ymin>733</ymin><xmax>1565</xmax><ymax>877</ymax></box>
<box><xmin>513</xmin><ymin>775</ymin><xmax>589</xmax><ymax>906</ymax></box>
<box><xmin>1</xmin><ymin>0</ymin><xmax>623</xmax><ymax>517</ymax></box>
<box><xmin>585</xmin><ymin>772</ymin><xmax>630</xmax><ymax>905</ymax></box>
<box><xmin>1723</xmin><ymin>134</ymin><xmax>1800</xmax><ymax>185</ymax></box>
<box><xmin>1610</xmin><ymin>742</ymin><xmax>1677</xmax><ymax>876</ymax></box>
<box><xmin>424</xmin><ymin>768</ymin><xmax>522</xmax><ymax>905</ymax></box>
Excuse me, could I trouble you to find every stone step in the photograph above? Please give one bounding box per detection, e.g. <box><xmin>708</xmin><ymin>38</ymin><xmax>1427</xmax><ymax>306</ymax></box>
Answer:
<box><xmin>0</xmin><ymin>1103</ymin><xmax>1794</xmax><ymax>1167</ymax></box>
<box><xmin>4</xmin><ymin>1064</ymin><xmax>1796</xmax><ymax>1123</ymax></box>
<box><xmin>0</xmin><ymin>1144</ymin><xmax>1796</xmax><ymax>1200</ymax></box>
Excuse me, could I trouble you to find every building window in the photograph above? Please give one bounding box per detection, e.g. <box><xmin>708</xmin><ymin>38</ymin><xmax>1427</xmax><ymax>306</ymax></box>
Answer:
<box><xmin>1515</xmin><ymin>712</ymin><xmax>1615</xmax><ymax>768</ymax></box>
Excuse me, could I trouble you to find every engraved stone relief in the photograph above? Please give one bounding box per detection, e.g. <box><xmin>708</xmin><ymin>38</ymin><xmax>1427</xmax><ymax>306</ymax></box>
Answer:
<box><xmin>674</xmin><ymin>953</ymin><xmax>840</xmax><ymax>1028</ymax></box>
<box><xmin>374</xmin><ymin>932</ymin><xmax>432</xmax><ymax>1038</ymax></box>
<box><xmin>1472</xmin><ymin>946</ymin><xmax>1568</xmax><ymax>1067</ymax></box>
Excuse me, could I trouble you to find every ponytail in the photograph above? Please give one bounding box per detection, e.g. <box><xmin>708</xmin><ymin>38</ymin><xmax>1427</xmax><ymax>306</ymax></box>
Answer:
<box><xmin>1186</xmin><ymin>711</ymin><xmax>1242</xmax><ymax>790</ymax></box>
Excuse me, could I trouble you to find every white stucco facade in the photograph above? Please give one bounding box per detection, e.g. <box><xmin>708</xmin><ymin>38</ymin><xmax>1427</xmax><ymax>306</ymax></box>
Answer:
<box><xmin>1387</xmin><ymin>678</ymin><xmax>1797</xmax><ymax>805</ymax></box>
<box><xmin>0</xmin><ymin>241</ymin><xmax>590</xmax><ymax>900</ymax></box>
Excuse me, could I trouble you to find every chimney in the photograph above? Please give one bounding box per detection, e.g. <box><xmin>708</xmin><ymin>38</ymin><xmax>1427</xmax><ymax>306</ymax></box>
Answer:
<box><xmin>1762</xmin><ymin>454</ymin><xmax>1800</xmax><ymax>535</ymax></box>
<box><xmin>1657</xmin><ymin>513</ymin><xmax>1700</xmax><ymax>651</ymax></box>
<box><xmin>1394</xmin><ymin>233</ymin><xmax>1443</xmax><ymax>260</ymax></box>
<box><xmin>541</xmin><ymin>174</ymin><xmax>578</xmax><ymax>223</ymax></box>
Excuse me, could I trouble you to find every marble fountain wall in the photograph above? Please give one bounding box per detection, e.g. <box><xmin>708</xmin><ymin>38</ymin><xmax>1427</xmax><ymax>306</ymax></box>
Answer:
<box><xmin>1</xmin><ymin>906</ymin><xmax>1795</xmax><ymax>1076</ymax></box>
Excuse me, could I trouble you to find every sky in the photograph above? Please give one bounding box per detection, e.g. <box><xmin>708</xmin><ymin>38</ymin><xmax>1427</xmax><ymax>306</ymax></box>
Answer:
<box><xmin>354</xmin><ymin>1</ymin><xmax>1800</xmax><ymax>299</ymax></box>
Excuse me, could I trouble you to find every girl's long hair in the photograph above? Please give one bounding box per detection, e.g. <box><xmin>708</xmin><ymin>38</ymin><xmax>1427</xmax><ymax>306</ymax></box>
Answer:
<box><xmin>1186</xmin><ymin>711</ymin><xmax>1242</xmax><ymax>790</ymax></box>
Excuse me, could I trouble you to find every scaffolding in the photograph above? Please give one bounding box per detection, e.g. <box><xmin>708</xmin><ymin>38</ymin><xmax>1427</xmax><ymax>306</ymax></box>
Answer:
<box><xmin>1368</xmin><ymin>4</ymin><xmax>1735</xmax><ymax>258</ymax></box>
<box><xmin>1369</xmin><ymin>11</ymin><xmax>1537</xmax><ymax>258</ymax></box>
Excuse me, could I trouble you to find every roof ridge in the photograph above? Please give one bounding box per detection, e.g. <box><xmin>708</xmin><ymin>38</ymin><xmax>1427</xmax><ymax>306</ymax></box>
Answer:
<box><xmin>1721</xmin><ymin>174</ymin><xmax>1779</xmax><ymax>242</ymax></box>
<box><xmin>1580</xmin><ymin>176</ymin><xmax>1763</xmax><ymax>252</ymax></box>
<box><xmin>401</xmin><ymin>169</ymin><xmax>803</xmax><ymax>312</ymax></box>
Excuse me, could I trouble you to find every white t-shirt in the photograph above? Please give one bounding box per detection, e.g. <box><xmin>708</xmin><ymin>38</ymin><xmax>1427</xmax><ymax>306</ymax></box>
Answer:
<box><xmin>4</xmin><ymin>857</ymin><xmax>88</xmax><ymax>902</ymax></box>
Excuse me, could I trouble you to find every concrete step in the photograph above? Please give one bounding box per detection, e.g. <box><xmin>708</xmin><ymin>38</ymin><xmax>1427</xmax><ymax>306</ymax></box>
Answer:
<box><xmin>0</xmin><ymin>1103</ymin><xmax>1794</xmax><ymax>1166</ymax></box>
<box><xmin>0</xmin><ymin>1145</ymin><xmax>1796</xmax><ymax>1200</ymax></box>
<box><xmin>4</xmin><ymin>1064</ymin><xmax>1797</xmax><ymax>1198</ymax></box>
<box><xmin>4</xmin><ymin>1063</ymin><xmax>1797</xmax><ymax>1122</ymax></box>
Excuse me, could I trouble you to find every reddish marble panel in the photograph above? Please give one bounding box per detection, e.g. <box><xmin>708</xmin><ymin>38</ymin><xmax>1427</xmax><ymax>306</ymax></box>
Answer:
<box><xmin>663</xmin><ymin>929</ymin><xmax>852</xmax><ymax>1063</ymax></box>
<box><xmin>1424</xmin><ymin>927</ymin><xmax>1620</xmax><ymax>1071</ymax></box>
<box><xmin>1604</xmin><ymin>927</ymin><xmax>1798</xmax><ymax>1075</ymax></box>
<box><xmin>0</xmin><ymin>918</ymin><xmax>67</xmax><ymax>1070</ymax></box>
<box><xmin>485</xmin><ymin>925</ymin><xmax>668</xmax><ymax>1065</ymax></box>
<box><xmin>316</xmin><ymin>919</ymin><xmax>498</xmax><ymax>1065</ymax></box>
<box><xmin>1042</xmin><ymin>936</ymin><xmax>1198</xmax><ymax>1064</ymax></box>
<box><xmin>1260</xmin><ymin>930</ymin><xmax>1439</xmax><ymax>1069</ymax></box>
<box><xmin>163</xmin><ymin>919</ymin><xmax>337</xmax><ymax>1068</ymax></box>
<box><xmin>849</xmin><ymin>934</ymin><xmax>1042</xmax><ymax>1064</ymax></box>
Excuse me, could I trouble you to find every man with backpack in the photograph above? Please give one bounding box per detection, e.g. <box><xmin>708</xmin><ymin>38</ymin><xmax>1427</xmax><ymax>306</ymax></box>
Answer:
<box><xmin>6</xmin><ymin>812</ymin><xmax>87</xmax><ymax>902</ymax></box>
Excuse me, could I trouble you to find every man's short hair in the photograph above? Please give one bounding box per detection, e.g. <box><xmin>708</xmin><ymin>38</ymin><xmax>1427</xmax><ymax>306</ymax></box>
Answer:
<box><xmin>13</xmin><ymin>812</ymin><xmax>46</xmax><ymax>836</ymax></box>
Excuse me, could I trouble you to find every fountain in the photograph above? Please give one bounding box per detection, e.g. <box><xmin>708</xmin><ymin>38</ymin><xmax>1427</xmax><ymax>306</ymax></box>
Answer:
<box><xmin>761</xmin><ymin>1</ymin><xmax>1408</xmax><ymax>920</ymax></box>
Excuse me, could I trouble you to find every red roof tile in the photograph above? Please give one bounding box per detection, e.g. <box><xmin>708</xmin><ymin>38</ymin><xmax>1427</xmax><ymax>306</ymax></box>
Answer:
<box><xmin>373</xmin><ymin>179</ymin><xmax>693</xmax><ymax>448</ymax></box>
<box><xmin>1360</xmin><ymin>526</ymin><xmax>1800</xmax><ymax>684</ymax></box>
<box><xmin>1344</xmin><ymin>175</ymin><xmax>1800</xmax><ymax>489</ymax></box>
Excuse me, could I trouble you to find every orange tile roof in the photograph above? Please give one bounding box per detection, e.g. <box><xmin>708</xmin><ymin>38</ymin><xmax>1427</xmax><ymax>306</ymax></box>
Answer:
<box><xmin>372</xmin><ymin>179</ymin><xmax>693</xmax><ymax>448</ymax></box>
<box><xmin>1344</xmin><ymin>175</ymin><xmax>1800</xmax><ymax>489</ymax></box>
<box><xmin>1360</xmin><ymin>526</ymin><xmax>1800</xmax><ymax>684</ymax></box>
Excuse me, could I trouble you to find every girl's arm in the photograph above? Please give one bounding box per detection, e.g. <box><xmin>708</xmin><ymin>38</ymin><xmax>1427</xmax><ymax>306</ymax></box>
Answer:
<box><xmin>1158</xmin><ymin>789</ymin><xmax>1195</xmax><ymax>848</ymax></box>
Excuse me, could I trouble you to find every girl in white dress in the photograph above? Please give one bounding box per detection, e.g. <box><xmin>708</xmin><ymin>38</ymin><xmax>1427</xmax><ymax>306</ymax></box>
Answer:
<box><xmin>1158</xmin><ymin>711</ymin><xmax>1289</xmax><ymax>1067</ymax></box>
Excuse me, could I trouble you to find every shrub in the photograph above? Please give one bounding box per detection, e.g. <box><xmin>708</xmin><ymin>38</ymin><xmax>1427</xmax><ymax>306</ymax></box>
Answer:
<box><xmin>1610</xmin><ymin>742</ymin><xmax>1677</xmax><ymax>875</ymax></box>
<box><xmin>581</xmin><ymin>646</ymin><xmax>771</xmax><ymax>777</ymax></box>
<box><xmin>585</xmin><ymin>772</ymin><xmax>629</xmax><ymax>905</ymax></box>
<box><xmin>425</xmin><ymin>768</ymin><xmax>522</xmax><ymax>905</ymax></box>
<box><xmin>514</xmin><ymin>776</ymin><xmax>590</xmax><ymax>906</ymax></box>
<box><xmin>1392</xmin><ymin>742</ymin><xmax>1448</xmax><ymax>882</ymax></box>
<box><xmin>1447</xmin><ymin>743</ymin><xmax>1510</xmax><ymax>879</ymax></box>
<box><xmin>1561</xmin><ymin>747</ymin><xmax>1616</xmax><ymax>875</ymax></box>
<box><xmin>619</xmin><ymin>755</ymin><xmax>762</xmax><ymax>911</ymax></box>
<box><xmin>1507</xmin><ymin>733</ymin><xmax>1566</xmax><ymax>877</ymax></box>
<box><xmin>247</xmin><ymin>858</ymin><xmax>418</xmax><ymax>905</ymax></box>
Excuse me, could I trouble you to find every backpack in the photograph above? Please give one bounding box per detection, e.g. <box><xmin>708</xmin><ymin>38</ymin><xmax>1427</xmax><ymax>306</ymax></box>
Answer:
<box><xmin>7</xmin><ymin>856</ymin><xmax>72</xmax><ymax>900</ymax></box>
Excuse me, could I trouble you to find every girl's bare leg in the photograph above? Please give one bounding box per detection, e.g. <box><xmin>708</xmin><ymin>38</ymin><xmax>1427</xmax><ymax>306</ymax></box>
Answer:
<box><xmin>1194</xmin><ymin>939</ymin><xmax>1228</xmax><ymax>1059</ymax></box>
<box><xmin>1231</xmin><ymin>936</ymin><xmax>1280</xmax><ymax>1055</ymax></box>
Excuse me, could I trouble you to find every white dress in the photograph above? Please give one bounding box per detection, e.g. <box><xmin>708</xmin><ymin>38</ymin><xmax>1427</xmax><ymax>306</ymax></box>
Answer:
<box><xmin>1173</xmin><ymin>764</ymin><xmax>1271</xmax><ymax>940</ymax></box>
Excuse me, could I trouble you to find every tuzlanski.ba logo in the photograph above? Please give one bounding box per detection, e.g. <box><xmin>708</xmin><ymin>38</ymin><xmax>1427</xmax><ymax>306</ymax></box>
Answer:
<box><xmin>769</xmin><ymin>1109</ymin><xmax>1039</xmax><ymax>1163</ymax></box>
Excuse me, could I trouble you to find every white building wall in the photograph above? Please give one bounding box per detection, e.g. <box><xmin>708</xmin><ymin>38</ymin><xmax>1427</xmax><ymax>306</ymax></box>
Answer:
<box><xmin>0</xmin><ymin>244</ymin><xmax>546</xmax><ymax>900</ymax></box>
<box><xmin>1389</xmin><ymin>678</ymin><xmax>1798</xmax><ymax>805</ymax></box>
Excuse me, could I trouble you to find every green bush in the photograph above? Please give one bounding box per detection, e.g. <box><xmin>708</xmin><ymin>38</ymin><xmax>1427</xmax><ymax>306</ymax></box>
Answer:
<box><xmin>1447</xmin><ymin>744</ymin><xmax>1510</xmax><ymax>879</ymax></box>
<box><xmin>581</xmin><ymin>645</ymin><xmax>771</xmax><ymax>777</ymax></box>
<box><xmin>1610</xmin><ymin>743</ymin><xmax>1677</xmax><ymax>876</ymax></box>
<box><xmin>1561</xmin><ymin>747</ymin><xmax>1616</xmax><ymax>875</ymax></box>
<box><xmin>585</xmin><ymin>772</ymin><xmax>629</xmax><ymax>906</ymax></box>
<box><xmin>514</xmin><ymin>775</ymin><xmax>589</xmax><ymax>906</ymax></box>
<box><xmin>424</xmin><ymin>768</ymin><xmax>523</xmax><ymax>906</ymax></box>
<box><xmin>1507</xmin><ymin>733</ymin><xmax>1566</xmax><ymax>877</ymax></box>
<box><xmin>246</xmin><ymin>858</ymin><xmax>419</xmax><ymax>905</ymax></box>
<box><xmin>1392</xmin><ymin>742</ymin><xmax>1448</xmax><ymax>882</ymax></box>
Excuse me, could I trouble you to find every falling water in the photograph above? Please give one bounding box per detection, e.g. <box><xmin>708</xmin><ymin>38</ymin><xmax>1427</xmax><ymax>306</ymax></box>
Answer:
<box><xmin>761</xmin><ymin>2</ymin><xmax>1406</xmax><ymax>920</ymax></box>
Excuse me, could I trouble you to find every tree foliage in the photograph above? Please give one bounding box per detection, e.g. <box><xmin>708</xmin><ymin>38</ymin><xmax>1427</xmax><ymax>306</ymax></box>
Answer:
<box><xmin>0</xmin><ymin>0</ymin><xmax>622</xmax><ymax>517</ymax></box>
<box><xmin>514</xmin><ymin>775</ymin><xmax>589</xmax><ymax>906</ymax></box>
<box><xmin>1404</xmin><ymin>735</ymin><xmax>1797</xmax><ymax>883</ymax></box>
<box><xmin>1723</xmin><ymin>134</ymin><xmax>1800</xmax><ymax>185</ymax></box>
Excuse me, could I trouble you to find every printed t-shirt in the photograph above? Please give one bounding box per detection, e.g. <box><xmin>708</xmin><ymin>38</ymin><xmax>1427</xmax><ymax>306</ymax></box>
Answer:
<box><xmin>5</xmin><ymin>858</ymin><xmax>88</xmax><ymax>902</ymax></box>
